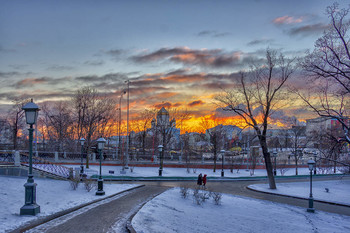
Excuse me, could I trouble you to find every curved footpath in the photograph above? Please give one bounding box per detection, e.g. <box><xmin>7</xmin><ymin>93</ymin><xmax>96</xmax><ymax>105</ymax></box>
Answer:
<box><xmin>12</xmin><ymin>175</ymin><xmax>350</xmax><ymax>233</ymax></box>
<box><xmin>11</xmin><ymin>185</ymin><xmax>168</xmax><ymax>233</ymax></box>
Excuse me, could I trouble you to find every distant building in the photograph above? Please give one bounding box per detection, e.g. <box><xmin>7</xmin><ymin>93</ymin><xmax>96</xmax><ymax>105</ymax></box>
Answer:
<box><xmin>148</xmin><ymin>107</ymin><xmax>180</xmax><ymax>150</ymax></box>
<box><xmin>306</xmin><ymin>116</ymin><xmax>349</xmax><ymax>137</ymax></box>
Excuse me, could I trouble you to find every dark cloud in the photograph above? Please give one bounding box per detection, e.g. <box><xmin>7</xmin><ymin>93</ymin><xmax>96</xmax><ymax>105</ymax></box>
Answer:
<box><xmin>0</xmin><ymin>90</ymin><xmax>75</xmax><ymax>102</ymax></box>
<box><xmin>287</xmin><ymin>23</ymin><xmax>328</xmax><ymax>36</ymax></box>
<box><xmin>0</xmin><ymin>45</ymin><xmax>15</xmax><ymax>53</ymax></box>
<box><xmin>197</xmin><ymin>30</ymin><xmax>216</xmax><ymax>36</ymax></box>
<box><xmin>47</xmin><ymin>65</ymin><xmax>75</xmax><ymax>71</ymax></box>
<box><xmin>12</xmin><ymin>77</ymin><xmax>72</xmax><ymax>88</ymax></box>
<box><xmin>84</xmin><ymin>60</ymin><xmax>105</xmax><ymax>66</ymax></box>
<box><xmin>75</xmin><ymin>73</ymin><xmax>127</xmax><ymax>83</ymax></box>
<box><xmin>153</xmin><ymin>102</ymin><xmax>182</xmax><ymax>109</ymax></box>
<box><xmin>247</xmin><ymin>39</ymin><xmax>274</xmax><ymax>46</ymax></box>
<box><xmin>197</xmin><ymin>30</ymin><xmax>231</xmax><ymax>37</ymax></box>
<box><xmin>154</xmin><ymin>102</ymin><xmax>173</xmax><ymax>109</ymax></box>
<box><xmin>0</xmin><ymin>71</ymin><xmax>21</xmax><ymax>78</ymax></box>
<box><xmin>132</xmin><ymin>47</ymin><xmax>244</xmax><ymax>68</ymax></box>
<box><xmin>106</xmin><ymin>49</ymin><xmax>124</xmax><ymax>56</ymax></box>
<box><xmin>188</xmin><ymin>100</ymin><xmax>204</xmax><ymax>107</ymax></box>
<box><xmin>131</xmin><ymin>47</ymin><xmax>191</xmax><ymax>63</ymax></box>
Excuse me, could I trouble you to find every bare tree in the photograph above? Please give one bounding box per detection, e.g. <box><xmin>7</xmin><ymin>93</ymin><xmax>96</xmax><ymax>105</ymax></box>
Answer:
<box><xmin>199</xmin><ymin>116</ymin><xmax>225</xmax><ymax>172</ymax></box>
<box><xmin>134</xmin><ymin>108</ymin><xmax>157</xmax><ymax>157</ymax></box>
<box><xmin>215</xmin><ymin>49</ymin><xmax>295</xmax><ymax>189</ymax></box>
<box><xmin>300</xmin><ymin>3</ymin><xmax>350</xmax><ymax>143</ymax></box>
<box><xmin>40</xmin><ymin>101</ymin><xmax>74</xmax><ymax>152</ymax></box>
<box><xmin>7</xmin><ymin>98</ymin><xmax>31</xmax><ymax>150</ymax></box>
<box><xmin>289</xmin><ymin>123</ymin><xmax>308</xmax><ymax>175</ymax></box>
<box><xmin>72</xmin><ymin>87</ymin><xmax>117</xmax><ymax>167</ymax></box>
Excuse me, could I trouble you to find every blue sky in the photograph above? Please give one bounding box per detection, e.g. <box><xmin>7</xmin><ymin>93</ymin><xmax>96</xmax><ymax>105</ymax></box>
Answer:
<box><xmin>0</xmin><ymin>0</ymin><xmax>348</xmax><ymax>121</ymax></box>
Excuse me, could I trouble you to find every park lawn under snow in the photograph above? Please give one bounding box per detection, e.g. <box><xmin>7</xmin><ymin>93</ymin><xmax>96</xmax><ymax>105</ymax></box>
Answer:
<box><xmin>132</xmin><ymin>187</ymin><xmax>350</xmax><ymax>233</ymax></box>
<box><xmin>249</xmin><ymin>179</ymin><xmax>350</xmax><ymax>206</ymax></box>
<box><xmin>0</xmin><ymin>176</ymin><xmax>138</xmax><ymax>233</ymax></box>
<box><xmin>67</xmin><ymin>165</ymin><xmax>313</xmax><ymax>178</ymax></box>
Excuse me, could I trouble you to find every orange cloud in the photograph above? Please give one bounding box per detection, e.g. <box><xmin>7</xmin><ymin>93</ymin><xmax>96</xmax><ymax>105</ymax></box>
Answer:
<box><xmin>163</xmin><ymin>74</ymin><xmax>206</xmax><ymax>83</ymax></box>
<box><xmin>153</xmin><ymin>92</ymin><xmax>178</xmax><ymax>99</ymax></box>
<box><xmin>188</xmin><ymin>100</ymin><xmax>204</xmax><ymax>107</ymax></box>
<box><xmin>273</xmin><ymin>16</ymin><xmax>303</xmax><ymax>25</ymax></box>
<box><xmin>15</xmin><ymin>77</ymin><xmax>48</xmax><ymax>87</ymax></box>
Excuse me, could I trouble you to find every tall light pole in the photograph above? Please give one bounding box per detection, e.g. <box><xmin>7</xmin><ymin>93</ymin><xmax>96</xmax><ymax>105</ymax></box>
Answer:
<box><xmin>125</xmin><ymin>80</ymin><xmax>130</xmax><ymax>169</ymax></box>
<box><xmin>221</xmin><ymin>149</ymin><xmax>225</xmax><ymax>177</ymax></box>
<box><xmin>313</xmin><ymin>151</ymin><xmax>317</xmax><ymax>175</ymax></box>
<box><xmin>273</xmin><ymin>151</ymin><xmax>277</xmax><ymax>176</ymax></box>
<box><xmin>118</xmin><ymin>91</ymin><xmax>126</xmax><ymax>161</ymax></box>
<box><xmin>307</xmin><ymin>159</ymin><xmax>316</xmax><ymax>213</ymax></box>
<box><xmin>158</xmin><ymin>145</ymin><xmax>163</xmax><ymax>176</ymax></box>
<box><xmin>79</xmin><ymin>138</ymin><xmax>85</xmax><ymax>177</ymax></box>
<box><xmin>96</xmin><ymin>138</ymin><xmax>106</xmax><ymax>196</ymax></box>
<box><xmin>20</xmin><ymin>99</ymin><xmax>40</xmax><ymax>216</ymax></box>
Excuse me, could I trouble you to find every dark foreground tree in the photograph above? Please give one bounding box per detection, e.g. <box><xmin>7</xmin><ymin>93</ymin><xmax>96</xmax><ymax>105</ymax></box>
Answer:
<box><xmin>215</xmin><ymin>49</ymin><xmax>295</xmax><ymax>189</ymax></box>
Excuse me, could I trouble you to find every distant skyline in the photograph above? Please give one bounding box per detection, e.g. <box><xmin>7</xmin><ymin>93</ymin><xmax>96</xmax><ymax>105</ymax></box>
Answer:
<box><xmin>1</xmin><ymin>0</ymin><xmax>348</xmax><ymax>128</ymax></box>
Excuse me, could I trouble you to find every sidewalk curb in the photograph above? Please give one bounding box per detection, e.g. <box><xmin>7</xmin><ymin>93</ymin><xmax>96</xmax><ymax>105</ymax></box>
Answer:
<box><xmin>10</xmin><ymin>184</ymin><xmax>145</xmax><ymax>233</ymax></box>
<box><xmin>246</xmin><ymin>186</ymin><xmax>350</xmax><ymax>208</ymax></box>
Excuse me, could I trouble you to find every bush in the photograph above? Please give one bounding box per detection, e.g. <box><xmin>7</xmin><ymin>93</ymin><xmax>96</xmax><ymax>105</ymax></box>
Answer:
<box><xmin>180</xmin><ymin>186</ymin><xmax>190</xmax><ymax>199</ymax></box>
<box><xmin>211</xmin><ymin>191</ymin><xmax>223</xmax><ymax>205</ymax></box>
<box><xmin>192</xmin><ymin>188</ymin><xmax>203</xmax><ymax>205</ymax></box>
<box><xmin>69</xmin><ymin>173</ymin><xmax>80</xmax><ymax>190</ymax></box>
<box><xmin>84</xmin><ymin>179</ymin><xmax>96</xmax><ymax>192</ymax></box>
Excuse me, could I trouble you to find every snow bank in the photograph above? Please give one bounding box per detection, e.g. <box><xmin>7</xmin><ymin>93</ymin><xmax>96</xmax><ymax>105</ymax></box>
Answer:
<box><xmin>132</xmin><ymin>188</ymin><xmax>350</xmax><ymax>233</ymax></box>
<box><xmin>0</xmin><ymin>176</ymin><xmax>137</xmax><ymax>232</ymax></box>
<box><xmin>249</xmin><ymin>179</ymin><xmax>350</xmax><ymax>206</ymax></box>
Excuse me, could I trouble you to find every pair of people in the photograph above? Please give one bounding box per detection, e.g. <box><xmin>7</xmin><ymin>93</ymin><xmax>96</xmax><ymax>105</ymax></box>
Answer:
<box><xmin>197</xmin><ymin>173</ymin><xmax>207</xmax><ymax>187</ymax></box>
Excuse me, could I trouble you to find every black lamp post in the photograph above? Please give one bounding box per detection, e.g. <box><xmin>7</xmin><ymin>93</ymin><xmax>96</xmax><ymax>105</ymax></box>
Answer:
<box><xmin>96</xmin><ymin>138</ymin><xmax>106</xmax><ymax>196</ymax></box>
<box><xmin>273</xmin><ymin>151</ymin><xmax>277</xmax><ymax>176</ymax></box>
<box><xmin>20</xmin><ymin>99</ymin><xmax>40</xmax><ymax>216</ymax></box>
<box><xmin>307</xmin><ymin>159</ymin><xmax>316</xmax><ymax>213</ymax></box>
<box><xmin>79</xmin><ymin>138</ymin><xmax>85</xmax><ymax>177</ymax></box>
<box><xmin>221</xmin><ymin>149</ymin><xmax>225</xmax><ymax>177</ymax></box>
<box><xmin>158</xmin><ymin>145</ymin><xmax>163</xmax><ymax>176</ymax></box>
<box><xmin>313</xmin><ymin>151</ymin><xmax>317</xmax><ymax>175</ymax></box>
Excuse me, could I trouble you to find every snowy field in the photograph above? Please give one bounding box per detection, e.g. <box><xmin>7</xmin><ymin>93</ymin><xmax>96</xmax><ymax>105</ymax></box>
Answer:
<box><xmin>249</xmin><ymin>179</ymin><xmax>350</xmax><ymax>206</ymax></box>
<box><xmin>0</xmin><ymin>176</ymin><xmax>138</xmax><ymax>232</ymax></box>
<box><xmin>67</xmin><ymin>165</ymin><xmax>314</xmax><ymax>178</ymax></box>
<box><xmin>132</xmin><ymin>187</ymin><xmax>350</xmax><ymax>233</ymax></box>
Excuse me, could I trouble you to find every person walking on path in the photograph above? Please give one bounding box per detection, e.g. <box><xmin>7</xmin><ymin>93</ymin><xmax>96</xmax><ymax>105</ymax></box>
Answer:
<box><xmin>202</xmin><ymin>174</ymin><xmax>207</xmax><ymax>188</ymax></box>
<box><xmin>197</xmin><ymin>173</ymin><xmax>203</xmax><ymax>186</ymax></box>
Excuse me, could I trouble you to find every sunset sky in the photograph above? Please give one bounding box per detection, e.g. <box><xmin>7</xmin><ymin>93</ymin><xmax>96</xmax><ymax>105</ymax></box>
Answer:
<box><xmin>1</xmin><ymin>0</ymin><xmax>348</xmax><ymax>130</ymax></box>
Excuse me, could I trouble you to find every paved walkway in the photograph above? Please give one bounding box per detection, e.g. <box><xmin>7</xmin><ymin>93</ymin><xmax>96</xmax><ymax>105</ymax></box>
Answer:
<box><xmin>18</xmin><ymin>186</ymin><xmax>168</xmax><ymax>233</ymax></box>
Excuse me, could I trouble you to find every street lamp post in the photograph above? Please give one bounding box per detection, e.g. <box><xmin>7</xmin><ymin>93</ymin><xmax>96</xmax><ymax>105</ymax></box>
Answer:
<box><xmin>125</xmin><ymin>80</ymin><xmax>130</xmax><ymax>169</ymax></box>
<box><xmin>313</xmin><ymin>151</ymin><xmax>317</xmax><ymax>175</ymax></box>
<box><xmin>273</xmin><ymin>151</ymin><xmax>277</xmax><ymax>176</ymax></box>
<box><xmin>20</xmin><ymin>99</ymin><xmax>40</xmax><ymax>216</ymax></box>
<box><xmin>158</xmin><ymin>145</ymin><xmax>163</xmax><ymax>176</ymax></box>
<box><xmin>79</xmin><ymin>138</ymin><xmax>85</xmax><ymax>177</ymax></box>
<box><xmin>118</xmin><ymin>91</ymin><xmax>126</xmax><ymax>161</ymax></box>
<box><xmin>221</xmin><ymin>149</ymin><xmax>225</xmax><ymax>177</ymax></box>
<box><xmin>307</xmin><ymin>159</ymin><xmax>316</xmax><ymax>213</ymax></box>
<box><xmin>96</xmin><ymin>138</ymin><xmax>106</xmax><ymax>196</ymax></box>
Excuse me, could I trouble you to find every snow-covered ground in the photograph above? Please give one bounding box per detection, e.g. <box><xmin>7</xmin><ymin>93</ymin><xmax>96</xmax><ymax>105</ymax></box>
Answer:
<box><xmin>1</xmin><ymin>166</ymin><xmax>349</xmax><ymax>233</ymax></box>
<box><xmin>0</xmin><ymin>176</ymin><xmax>138</xmax><ymax>232</ymax></box>
<box><xmin>132</xmin><ymin>187</ymin><xmax>350</xmax><ymax>233</ymax></box>
<box><xmin>67</xmin><ymin>165</ymin><xmax>314</xmax><ymax>178</ymax></box>
<box><xmin>249</xmin><ymin>179</ymin><xmax>350</xmax><ymax>206</ymax></box>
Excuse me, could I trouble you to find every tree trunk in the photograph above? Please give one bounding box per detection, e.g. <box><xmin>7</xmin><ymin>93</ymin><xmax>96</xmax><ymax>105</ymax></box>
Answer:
<box><xmin>259</xmin><ymin>137</ymin><xmax>276</xmax><ymax>189</ymax></box>
<box><xmin>295</xmin><ymin>158</ymin><xmax>298</xmax><ymax>176</ymax></box>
